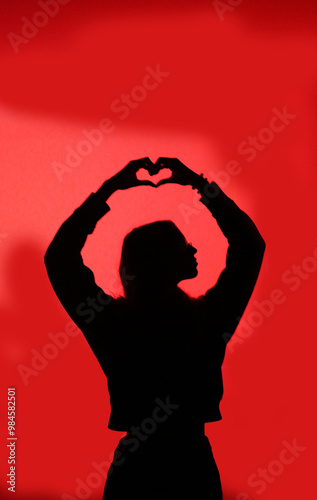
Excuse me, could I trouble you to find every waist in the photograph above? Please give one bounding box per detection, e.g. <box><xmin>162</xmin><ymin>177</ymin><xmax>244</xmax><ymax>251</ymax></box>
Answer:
<box><xmin>108</xmin><ymin>401</ymin><xmax>222</xmax><ymax>431</ymax></box>
<box><xmin>124</xmin><ymin>414</ymin><xmax>205</xmax><ymax>445</ymax></box>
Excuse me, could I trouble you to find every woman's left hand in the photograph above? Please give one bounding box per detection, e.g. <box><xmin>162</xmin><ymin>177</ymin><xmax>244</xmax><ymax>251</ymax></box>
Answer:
<box><xmin>108</xmin><ymin>158</ymin><xmax>158</xmax><ymax>190</ymax></box>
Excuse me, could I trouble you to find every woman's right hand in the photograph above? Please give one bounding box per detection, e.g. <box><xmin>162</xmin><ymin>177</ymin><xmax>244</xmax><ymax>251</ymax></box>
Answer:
<box><xmin>108</xmin><ymin>158</ymin><xmax>158</xmax><ymax>190</ymax></box>
<box><xmin>155</xmin><ymin>157</ymin><xmax>206</xmax><ymax>190</ymax></box>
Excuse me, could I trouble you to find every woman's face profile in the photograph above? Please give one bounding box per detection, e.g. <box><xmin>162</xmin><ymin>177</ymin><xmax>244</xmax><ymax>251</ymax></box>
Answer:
<box><xmin>120</xmin><ymin>221</ymin><xmax>198</xmax><ymax>296</ymax></box>
<box><xmin>176</xmin><ymin>235</ymin><xmax>198</xmax><ymax>281</ymax></box>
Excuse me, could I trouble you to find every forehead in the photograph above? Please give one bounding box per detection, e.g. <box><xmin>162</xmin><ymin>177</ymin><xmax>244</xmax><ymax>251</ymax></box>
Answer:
<box><xmin>171</xmin><ymin>228</ymin><xmax>187</xmax><ymax>247</ymax></box>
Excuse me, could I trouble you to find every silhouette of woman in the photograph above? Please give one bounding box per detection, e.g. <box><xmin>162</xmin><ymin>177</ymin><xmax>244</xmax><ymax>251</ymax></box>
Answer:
<box><xmin>44</xmin><ymin>157</ymin><xmax>265</xmax><ymax>499</ymax></box>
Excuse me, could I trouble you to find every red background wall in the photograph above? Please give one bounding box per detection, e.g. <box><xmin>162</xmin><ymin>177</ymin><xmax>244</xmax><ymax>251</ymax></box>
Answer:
<box><xmin>0</xmin><ymin>1</ymin><xmax>316</xmax><ymax>498</ymax></box>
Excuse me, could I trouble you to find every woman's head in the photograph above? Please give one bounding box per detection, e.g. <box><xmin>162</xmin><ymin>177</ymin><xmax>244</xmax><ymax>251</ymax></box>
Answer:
<box><xmin>119</xmin><ymin>220</ymin><xmax>197</xmax><ymax>298</ymax></box>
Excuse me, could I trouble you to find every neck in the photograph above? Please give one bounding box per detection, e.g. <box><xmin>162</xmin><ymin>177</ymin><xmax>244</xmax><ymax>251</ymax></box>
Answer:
<box><xmin>126</xmin><ymin>283</ymin><xmax>182</xmax><ymax>303</ymax></box>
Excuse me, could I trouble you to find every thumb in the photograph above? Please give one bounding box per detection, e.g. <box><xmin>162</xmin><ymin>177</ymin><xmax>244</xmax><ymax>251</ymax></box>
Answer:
<box><xmin>156</xmin><ymin>178</ymin><xmax>175</xmax><ymax>187</ymax></box>
<box><xmin>136</xmin><ymin>180</ymin><xmax>157</xmax><ymax>187</ymax></box>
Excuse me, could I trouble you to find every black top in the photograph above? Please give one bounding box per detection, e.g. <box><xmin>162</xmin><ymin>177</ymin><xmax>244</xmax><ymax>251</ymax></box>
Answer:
<box><xmin>44</xmin><ymin>182</ymin><xmax>265</xmax><ymax>431</ymax></box>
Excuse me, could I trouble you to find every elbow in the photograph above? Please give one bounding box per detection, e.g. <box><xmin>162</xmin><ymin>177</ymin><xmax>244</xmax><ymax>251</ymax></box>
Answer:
<box><xmin>247</xmin><ymin>231</ymin><xmax>266</xmax><ymax>263</ymax></box>
<box><xmin>253</xmin><ymin>234</ymin><xmax>266</xmax><ymax>267</ymax></box>
<box><xmin>44</xmin><ymin>248</ymin><xmax>51</xmax><ymax>275</ymax></box>
<box><xmin>44</xmin><ymin>242</ymin><xmax>56</xmax><ymax>272</ymax></box>
<box><xmin>259</xmin><ymin>234</ymin><xmax>266</xmax><ymax>255</ymax></box>
<box><xmin>251</xmin><ymin>221</ymin><xmax>266</xmax><ymax>257</ymax></box>
<box><xmin>44</xmin><ymin>245</ymin><xmax>50</xmax><ymax>266</ymax></box>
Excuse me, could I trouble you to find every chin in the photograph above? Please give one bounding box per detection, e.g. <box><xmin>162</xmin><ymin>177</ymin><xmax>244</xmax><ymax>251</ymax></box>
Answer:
<box><xmin>181</xmin><ymin>268</ymin><xmax>198</xmax><ymax>281</ymax></box>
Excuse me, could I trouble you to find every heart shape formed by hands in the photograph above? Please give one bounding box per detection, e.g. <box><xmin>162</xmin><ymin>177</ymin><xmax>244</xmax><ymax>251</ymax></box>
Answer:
<box><xmin>136</xmin><ymin>165</ymin><xmax>173</xmax><ymax>186</ymax></box>
<box><xmin>123</xmin><ymin>156</ymin><xmax>197</xmax><ymax>189</ymax></box>
<box><xmin>105</xmin><ymin>157</ymin><xmax>198</xmax><ymax>192</ymax></box>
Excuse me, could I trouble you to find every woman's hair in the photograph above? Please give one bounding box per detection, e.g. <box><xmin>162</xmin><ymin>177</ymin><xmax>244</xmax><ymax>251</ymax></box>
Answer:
<box><xmin>119</xmin><ymin>220</ymin><xmax>186</xmax><ymax>298</ymax></box>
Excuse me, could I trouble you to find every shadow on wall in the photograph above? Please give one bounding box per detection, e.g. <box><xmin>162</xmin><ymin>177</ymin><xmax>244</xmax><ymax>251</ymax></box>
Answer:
<box><xmin>0</xmin><ymin>241</ymin><xmax>103</xmax><ymax>500</ymax></box>
<box><xmin>2</xmin><ymin>0</ymin><xmax>317</xmax><ymax>30</ymax></box>
<box><xmin>1</xmin><ymin>0</ymin><xmax>316</xmax><ymax>124</ymax></box>
<box><xmin>1</xmin><ymin>239</ymin><xmax>70</xmax><ymax>372</ymax></box>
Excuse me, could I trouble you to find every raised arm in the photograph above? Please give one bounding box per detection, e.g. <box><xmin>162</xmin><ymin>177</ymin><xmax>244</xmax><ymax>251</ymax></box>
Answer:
<box><xmin>44</xmin><ymin>158</ymin><xmax>157</xmax><ymax>341</ymax></box>
<box><xmin>156</xmin><ymin>158</ymin><xmax>266</xmax><ymax>344</ymax></box>
<box><xmin>198</xmin><ymin>179</ymin><xmax>265</xmax><ymax>344</ymax></box>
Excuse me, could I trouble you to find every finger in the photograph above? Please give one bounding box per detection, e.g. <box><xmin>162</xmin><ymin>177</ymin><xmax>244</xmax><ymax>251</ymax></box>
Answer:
<box><xmin>149</xmin><ymin>162</ymin><xmax>161</xmax><ymax>175</ymax></box>
<box><xmin>155</xmin><ymin>157</ymin><xmax>169</xmax><ymax>167</ymax></box>
<box><xmin>129</xmin><ymin>158</ymin><xmax>154</xmax><ymax>172</ymax></box>
<box><xmin>132</xmin><ymin>157</ymin><xmax>152</xmax><ymax>163</ymax></box>
<box><xmin>156</xmin><ymin>157</ymin><xmax>178</xmax><ymax>171</ymax></box>
<box><xmin>156</xmin><ymin>178</ymin><xmax>177</xmax><ymax>187</ymax></box>
<box><xmin>140</xmin><ymin>157</ymin><xmax>155</xmax><ymax>168</ymax></box>
<box><xmin>136</xmin><ymin>180</ymin><xmax>157</xmax><ymax>187</ymax></box>
<box><xmin>140</xmin><ymin>158</ymin><xmax>158</xmax><ymax>176</ymax></box>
